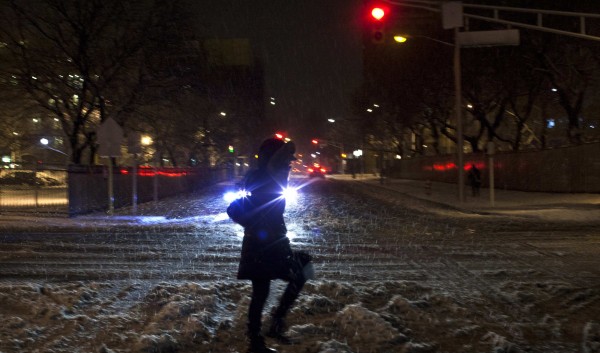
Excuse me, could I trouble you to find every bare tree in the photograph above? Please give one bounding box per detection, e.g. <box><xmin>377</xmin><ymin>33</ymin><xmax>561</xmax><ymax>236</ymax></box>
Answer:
<box><xmin>0</xmin><ymin>0</ymin><xmax>178</xmax><ymax>164</ymax></box>
<box><xmin>530</xmin><ymin>34</ymin><xmax>600</xmax><ymax>145</ymax></box>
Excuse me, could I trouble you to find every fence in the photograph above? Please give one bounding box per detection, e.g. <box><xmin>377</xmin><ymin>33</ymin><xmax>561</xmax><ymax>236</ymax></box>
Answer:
<box><xmin>0</xmin><ymin>165</ymin><xmax>230</xmax><ymax>217</ymax></box>
<box><xmin>67</xmin><ymin>165</ymin><xmax>229</xmax><ymax>216</ymax></box>
<box><xmin>388</xmin><ymin>142</ymin><xmax>600</xmax><ymax>193</ymax></box>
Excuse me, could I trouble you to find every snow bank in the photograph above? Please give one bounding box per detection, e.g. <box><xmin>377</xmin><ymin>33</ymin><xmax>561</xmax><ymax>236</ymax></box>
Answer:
<box><xmin>1</xmin><ymin>279</ymin><xmax>597</xmax><ymax>353</ymax></box>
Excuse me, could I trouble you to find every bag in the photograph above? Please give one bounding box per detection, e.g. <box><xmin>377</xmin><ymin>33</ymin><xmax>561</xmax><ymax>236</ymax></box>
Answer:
<box><xmin>227</xmin><ymin>197</ymin><xmax>256</xmax><ymax>227</ymax></box>
<box><xmin>290</xmin><ymin>251</ymin><xmax>314</xmax><ymax>280</ymax></box>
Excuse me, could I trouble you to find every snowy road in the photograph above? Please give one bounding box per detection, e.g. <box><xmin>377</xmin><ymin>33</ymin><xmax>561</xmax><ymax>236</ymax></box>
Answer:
<box><xmin>1</xmin><ymin>178</ymin><xmax>599</xmax><ymax>353</ymax></box>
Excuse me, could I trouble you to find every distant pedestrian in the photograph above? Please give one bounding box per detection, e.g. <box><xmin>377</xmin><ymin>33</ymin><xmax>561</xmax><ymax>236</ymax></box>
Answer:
<box><xmin>468</xmin><ymin>164</ymin><xmax>482</xmax><ymax>197</ymax></box>
<box><xmin>228</xmin><ymin>137</ymin><xmax>312</xmax><ymax>353</ymax></box>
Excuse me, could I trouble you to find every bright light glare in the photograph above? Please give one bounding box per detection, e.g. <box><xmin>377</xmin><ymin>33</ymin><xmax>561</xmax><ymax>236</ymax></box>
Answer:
<box><xmin>213</xmin><ymin>212</ymin><xmax>231</xmax><ymax>222</ymax></box>
<box><xmin>282</xmin><ymin>187</ymin><xmax>298</xmax><ymax>203</ymax></box>
<box><xmin>141</xmin><ymin>135</ymin><xmax>153</xmax><ymax>145</ymax></box>
<box><xmin>223</xmin><ymin>192</ymin><xmax>238</xmax><ymax>203</ymax></box>
<box><xmin>223</xmin><ymin>190</ymin><xmax>249</xmax><ymax>203</ymax></box>
<box><xmin>139</xmin><ymin>216</ymin><xmax>168</xmax><ymax>224</ymax></box>
<box><xmin>394</xmin><ymin>36</ymin><xmax>407</xmax><ymax>43</ymax></box>
<box><xmin>225</xmin><ymin>186</ymin><xmax>298</xmax><ymax>204</ymax></box>
<box><xmin>371</xmin><ymin>7</ymin><xmax>385</xmax><ymax>20</ymax></box>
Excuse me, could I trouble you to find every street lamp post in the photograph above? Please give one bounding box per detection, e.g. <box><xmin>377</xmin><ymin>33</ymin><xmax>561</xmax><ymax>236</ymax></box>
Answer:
<box><xmin>454</xmin><ymin>27</ymin><xmax>465</xmax><ymax>203</ymax></box>
<box><xmin>394</xmin><ymin>2</ymin><xmax>518</xmax><ymax>202</ymax></box>
<box><xmin>40</xmin><ymin>137</ymin><xmax>68</xmax><ymax>165</ymax></box>
<box><xmin>393</xmin><ymin>33</ymin><xmax>463</xmax><ymax>200</ymax></box>
<box><xmin>325</xmin><ymin>119</ymin><xmax>345</xmax><ymax>174</ymax></box>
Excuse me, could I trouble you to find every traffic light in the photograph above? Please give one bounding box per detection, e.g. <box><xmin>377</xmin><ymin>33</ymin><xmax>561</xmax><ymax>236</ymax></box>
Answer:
<box><xmin>371</xmin><ymin>7</ymin><xmax>385</xmax><ymax>21</ymax></box>
<box><xmin>311</xmin><ymin>139</ymin><xmax>319</xmax><ymax>145</ymax></box>
<box><xmin>369</xmin><ymin>5</ymin><xmax>388</xmax><ymax>44</ymax></box>
<box><xmin>228</xmin><ymin>145</ymin><xmax>234</xmax><ymax>153</ymax></box>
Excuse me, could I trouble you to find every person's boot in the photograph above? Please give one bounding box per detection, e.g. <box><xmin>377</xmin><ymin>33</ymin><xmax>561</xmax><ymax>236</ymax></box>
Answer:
<box><xmin>247</xmin><ymin>334</ymin><xmax>277</xmax><ymax>353</ymax></box>
<box><xmin>266</xmin><ymin>317</ymin><xmax>292</xmax><ymax>345</ymax></box>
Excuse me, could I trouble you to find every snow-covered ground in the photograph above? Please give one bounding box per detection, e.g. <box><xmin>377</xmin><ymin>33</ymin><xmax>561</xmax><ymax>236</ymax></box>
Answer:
<box><xmin>1</xmin><ymin>178</ymin><xmax>599</xmax><ymax>353</ymax></box>
<box><xmin>7</xmin><ymin>278</ymin><xmax>598</xmax><ymax>353</ymax></box>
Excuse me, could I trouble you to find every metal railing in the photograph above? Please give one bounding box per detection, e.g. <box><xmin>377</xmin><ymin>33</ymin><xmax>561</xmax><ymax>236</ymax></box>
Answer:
<box><xmin>0</xmin><ymin>165</ymin><xmax>231</xmax><ymax>217</ymax></box>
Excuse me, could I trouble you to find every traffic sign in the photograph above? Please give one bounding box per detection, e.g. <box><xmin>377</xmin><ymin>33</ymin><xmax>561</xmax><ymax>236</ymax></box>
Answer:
<box><xmin>442</xmin><ymin>2</ymin><xmax>463</xmax><ymax>29</ymax></box>
<box><xmin>97</xmin><ymin>117</ymin><xmax>123</xmax><ymax>157</ymax></box>
<box><xmin>458</xmin><ymin>29</ymin><xmax>520</xmax><ymax>47</ymax></box>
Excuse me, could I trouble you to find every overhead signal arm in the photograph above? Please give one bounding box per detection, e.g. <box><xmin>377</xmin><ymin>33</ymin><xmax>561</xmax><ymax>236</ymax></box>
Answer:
<box><xmin>383</xmin><ymin>0</ymin><xmax>600</xmax><ymax>42</ymax></box>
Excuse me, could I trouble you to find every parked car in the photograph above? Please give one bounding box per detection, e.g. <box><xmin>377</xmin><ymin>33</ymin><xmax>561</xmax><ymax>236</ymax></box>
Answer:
<box><xmin>0</xmin><ymin>171</ymin><xmax>63</xmax><ymax>186</ymax></box>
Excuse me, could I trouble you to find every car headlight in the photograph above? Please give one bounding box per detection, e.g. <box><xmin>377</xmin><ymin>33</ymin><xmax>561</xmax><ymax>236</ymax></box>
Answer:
<box><xmin>282</xmin><ymin>187</ymin><xmax>298</xmax><ymax>203</ymax></box>
<box><xmin>223</xmin><ymin>189</ymin><xmax>250</xmax><ymax>203</ymax></box>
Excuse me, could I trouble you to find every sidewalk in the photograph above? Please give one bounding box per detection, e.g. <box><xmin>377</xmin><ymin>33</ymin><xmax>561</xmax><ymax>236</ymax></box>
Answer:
<box><xmin>331</xmin><ymin>174</ymin><xmax>600</xmax><ymax>223</ymax></box>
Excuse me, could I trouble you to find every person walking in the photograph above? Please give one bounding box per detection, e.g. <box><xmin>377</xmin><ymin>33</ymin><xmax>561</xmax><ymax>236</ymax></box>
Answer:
<box><xmin>231</xmin><ymin>137</ymin><xmax>310</xmax><ymax>353</ymax></box>
<box><xmin>468</xmin><ymin>163</ymin><xmax>482</xmax><ymax>197</ymax></box>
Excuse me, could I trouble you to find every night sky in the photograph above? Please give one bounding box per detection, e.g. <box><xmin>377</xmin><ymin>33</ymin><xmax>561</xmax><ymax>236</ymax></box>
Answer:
<box><xmin>190</xmin><ymin>1</ymin><xmax>364</xmax><ymax>135</ymax></box>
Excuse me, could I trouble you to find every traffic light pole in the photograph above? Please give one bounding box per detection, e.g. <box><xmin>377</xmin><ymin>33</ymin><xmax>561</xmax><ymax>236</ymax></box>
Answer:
<box><xmin>380</xmin><ymin>0</ymin><xmax>600</xmax><ymax>202</ymax></box>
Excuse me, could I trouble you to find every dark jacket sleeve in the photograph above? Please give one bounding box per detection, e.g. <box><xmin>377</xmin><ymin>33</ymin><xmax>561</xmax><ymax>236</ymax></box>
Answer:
<box><xmin>244</xmin><ymin>169</ymin><xmax>286</xmax><ymax>233</ymax></box>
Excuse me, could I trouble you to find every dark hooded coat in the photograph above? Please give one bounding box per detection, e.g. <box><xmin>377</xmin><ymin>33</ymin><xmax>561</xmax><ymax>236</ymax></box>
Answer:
<box><xmin>236</xmin><ymin>138</ymin><xmax>296</xmax><ymax>280</ymax></box>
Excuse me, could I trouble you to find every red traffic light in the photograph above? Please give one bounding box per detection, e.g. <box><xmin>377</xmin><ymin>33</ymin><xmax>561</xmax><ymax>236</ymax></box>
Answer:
<box><xmin>311</xmin><ymin>139</ymin><xmax>319</xmax><ymax>145</ymax></box>
<box><xmin>367</xmin><ymin>4</ymin><xmax>389</xmax><ymax>44</ymax></box>
<box><xmin>371</xmin><ymin>7</ymin><xmax>385</xmax><ymax>21</ymax></box>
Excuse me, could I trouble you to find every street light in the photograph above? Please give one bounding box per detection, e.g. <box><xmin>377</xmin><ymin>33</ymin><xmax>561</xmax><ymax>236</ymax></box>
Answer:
<box><xmin>393</xmin><ymin>34</ymin><xmax>454</xmax><ymax>47</ymax></box>
<box><xmin>141</xmin><ymin>135</ymin><xmax>153</xmax><ymax>145</ymax></box>
<box><xmin>39</xmin><ymin>138</ymin><xmax>67</xmax><ymax>156</ymax></box>
<box><xmin>453</xmin><ymin>26</ymin><xmax>465</xmax><ymax>202</ymax></box>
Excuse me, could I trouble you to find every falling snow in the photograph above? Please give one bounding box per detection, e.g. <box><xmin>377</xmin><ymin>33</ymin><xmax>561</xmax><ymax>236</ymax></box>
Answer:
<box><xmin>1</xmin><ymin>177</ymin><xmax>599</xmax><ymax>353</ymax></box>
